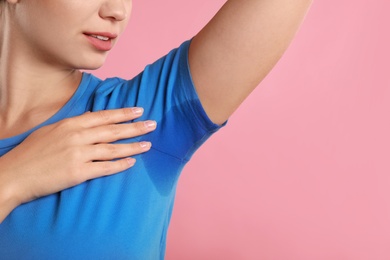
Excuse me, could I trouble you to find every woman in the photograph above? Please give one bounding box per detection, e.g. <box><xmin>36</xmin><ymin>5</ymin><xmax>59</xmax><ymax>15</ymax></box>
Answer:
<box><xmin>0</xmin><ymin>0</ymin><xmax>312</xmax><ymax>258</ymax></box>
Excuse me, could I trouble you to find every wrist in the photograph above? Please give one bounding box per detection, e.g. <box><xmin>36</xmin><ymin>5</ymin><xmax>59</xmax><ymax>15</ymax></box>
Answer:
<box><xmin>0</xmin><ymin>160</ymin><xmax>21</xmax><ymax>222</ymax></box>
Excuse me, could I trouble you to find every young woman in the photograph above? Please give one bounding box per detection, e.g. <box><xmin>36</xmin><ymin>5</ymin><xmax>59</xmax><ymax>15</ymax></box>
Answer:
<box><xmin>0</xmin><ymin>0</ymin><xmax>312</xmax><ymax>258</ymax></box>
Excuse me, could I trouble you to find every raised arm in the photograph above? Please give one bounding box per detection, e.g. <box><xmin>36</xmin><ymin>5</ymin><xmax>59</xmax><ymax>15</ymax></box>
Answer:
<box><xmin>189</xmin><ymin>0</ymin><xmax>313</xmax><ymax>125</ymax></box>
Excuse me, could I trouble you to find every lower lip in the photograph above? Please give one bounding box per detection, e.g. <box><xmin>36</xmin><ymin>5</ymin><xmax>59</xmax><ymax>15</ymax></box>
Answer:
<box><xmin>84</xmin><ymin>34</ymin><xmax>113</xmax><ymax>51</ymax></box>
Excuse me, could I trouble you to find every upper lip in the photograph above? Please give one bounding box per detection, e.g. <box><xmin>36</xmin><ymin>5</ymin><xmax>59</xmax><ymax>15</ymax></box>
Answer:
<box><xmin>84</xmin><ymin>32</ymin><xmax>118</xmax><ymax>39</ymax></box>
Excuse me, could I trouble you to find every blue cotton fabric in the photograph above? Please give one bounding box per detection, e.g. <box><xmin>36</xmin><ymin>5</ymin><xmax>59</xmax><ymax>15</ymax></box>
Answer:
<box><xmin>0</xmin><ymin>40</ymin><xmax>225</xmax><ymax>259</ymax></box>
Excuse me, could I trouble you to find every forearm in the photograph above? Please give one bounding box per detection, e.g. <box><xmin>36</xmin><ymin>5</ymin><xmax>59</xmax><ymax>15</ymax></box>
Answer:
<box><xmin>0</xmin><ymin>163</ymin><xmax>20</xmax><ymax>223</ymax></box>
<box><xmin>215</xmin><ymin>0</ymin><xmax>313</xmax><ymax>81</ymax></box>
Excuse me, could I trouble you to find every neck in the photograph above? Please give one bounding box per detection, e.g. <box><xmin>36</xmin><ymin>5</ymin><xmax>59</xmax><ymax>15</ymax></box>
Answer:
<box><xmin>0</xmin><ymin>8</ymin><xmax>84</xmax><ymax>138</ymax></box>
<box><xmin>0</xmin><ymin>35</ymin><xmax>82</xmax><ymax>135</ymax></box>
<box><xmin>0</xmin><ymin>64</ymin><xmax>82</xmax><ymax>121</ymax></box>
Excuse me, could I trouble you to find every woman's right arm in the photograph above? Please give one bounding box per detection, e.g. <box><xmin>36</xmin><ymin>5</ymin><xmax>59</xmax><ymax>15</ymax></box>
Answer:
<box><xmin>0</xmin><ymin>171</ymin><xmax>18</xmax><ymax>223</ymax></box>
<box><xmin>0</xmin><ymin>107</ymin><xmax>156</xmax><ymax>223</ymax></box>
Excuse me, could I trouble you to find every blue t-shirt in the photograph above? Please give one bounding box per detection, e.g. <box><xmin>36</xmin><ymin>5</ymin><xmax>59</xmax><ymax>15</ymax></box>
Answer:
<box><xmin>0</xmin><ymin>40</ymin><xmax>224</xmax><ymax>259</ymax></box>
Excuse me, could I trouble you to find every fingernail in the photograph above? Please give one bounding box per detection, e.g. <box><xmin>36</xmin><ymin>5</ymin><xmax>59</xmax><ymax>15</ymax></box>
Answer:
<box><xmin>140</xmin><ymin>141</ymin><xmax>151</xmax><ymax>149</ymax></box>
<box><xmin>126</xmin><ymin>158</ymin><xmax>136</xmax><ymax>166</ymax></box>
<box><xmin>144</xmin><ymin>120</ymin><xmax>157</xmax><ymax>129</ymax></box>
<box><xmin>132</xmin><ymin>107</ymin><xmax>144</xmax><ymax>115</ymax></box>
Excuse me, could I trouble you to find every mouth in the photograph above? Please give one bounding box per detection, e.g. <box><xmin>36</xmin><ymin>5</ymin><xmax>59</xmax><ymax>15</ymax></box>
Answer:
<box><xmin>84</xmin><ymin>32</ymin><xmax>118</xmax><ymax>40</ymax></box>
<box><xmin>83</xmin><ymin>32</ymin><xmax>118</xmax><ymax>51</ymax></box>
<box><xmin>88</xmin><ymin>34</ymin><xmax>110</xmax><ymax>41</ymax></box>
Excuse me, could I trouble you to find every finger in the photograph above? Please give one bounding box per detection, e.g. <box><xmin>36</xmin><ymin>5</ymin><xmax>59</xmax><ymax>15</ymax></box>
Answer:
<box><xmin>81</xmin><ymin>120</ymin><xmax>157</xmax><ymax>144</ymax></box>
<box><xmin>84</xmin><ymin>158</ymin><xmax>136</xmax><ymax>180</ymax></box>
<box><xmin>87</xmin><ymin>142</ymin><xmax>152</xmax><ymax>161</ymax></box>
<box><xmin>73</xmin><ymin>107</ymin><xmax>144</xmax><ymax>128</ymax></box>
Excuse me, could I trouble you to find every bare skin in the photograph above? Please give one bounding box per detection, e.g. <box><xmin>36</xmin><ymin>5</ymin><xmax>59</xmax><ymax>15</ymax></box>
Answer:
<box><xmin>0</xmin><ymin>1</ymin><xmax>137</xmax><ymax>222</ymax></box>
<box><xmin>189</xmin><ymin>0</ymin><xmax>313</xmax><ymax>124</ymax></box>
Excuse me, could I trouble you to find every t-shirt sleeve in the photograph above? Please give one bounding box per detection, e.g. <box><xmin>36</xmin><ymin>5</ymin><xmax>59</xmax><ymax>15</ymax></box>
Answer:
<box><xmin>109</xmin><ymin>39</ymin><xmax>226</xmax><ymax>161</ymax></box>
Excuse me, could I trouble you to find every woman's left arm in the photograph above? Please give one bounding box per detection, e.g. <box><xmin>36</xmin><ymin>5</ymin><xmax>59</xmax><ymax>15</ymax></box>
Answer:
<box><xmin>189</xmin><ymin>0</ymin><xmax>313</xmax><ymax>125</ymax></box>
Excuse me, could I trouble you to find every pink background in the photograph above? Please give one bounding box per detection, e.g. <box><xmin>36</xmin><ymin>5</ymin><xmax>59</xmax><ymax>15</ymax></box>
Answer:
<box><xmin>93</xmin><ymin>0</ymin><xmax>390</xmax><ymax>259</ymax></box>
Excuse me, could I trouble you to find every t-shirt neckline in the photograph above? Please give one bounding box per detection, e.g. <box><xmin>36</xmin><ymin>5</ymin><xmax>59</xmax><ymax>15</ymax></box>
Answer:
<box><xmin>0</xmin><ymin>72</ymin><xmax>91</xmax><ymax>149</ymax></box>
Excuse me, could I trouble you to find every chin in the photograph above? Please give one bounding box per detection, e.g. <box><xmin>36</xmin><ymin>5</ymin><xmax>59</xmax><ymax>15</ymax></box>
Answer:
<box><xmin>70</xmin><ymin>52</ymin><xmax>108</xmax><ymax>70</ymax></box>
<box><xmin>73</xmin><ymin>59</ymin><xmax>106</xmax><ymax>70</ymax></box>
<box><xmin>80</xmin><ymin>63</ymin><xmax>104</xmax><ymax>70</ymax></box>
